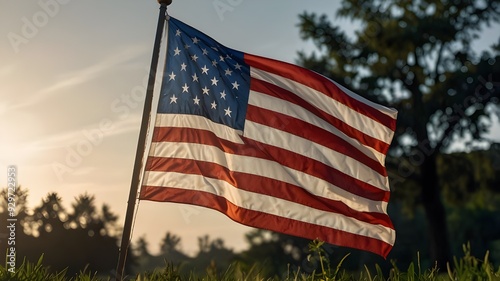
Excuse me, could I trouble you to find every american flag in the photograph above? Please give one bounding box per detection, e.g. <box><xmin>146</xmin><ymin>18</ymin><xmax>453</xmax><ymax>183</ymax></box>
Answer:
<box><xmin>140</xmin><ymin>17</ymin><xmax>397</xmax><ymax>258</ymax></box>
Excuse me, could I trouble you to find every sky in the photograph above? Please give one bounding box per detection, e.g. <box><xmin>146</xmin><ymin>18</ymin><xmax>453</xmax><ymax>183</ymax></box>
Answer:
<box><xmin>0</xmin><ymin>0</ymin><xmax>499</xmax><ymax>256</ymax></box>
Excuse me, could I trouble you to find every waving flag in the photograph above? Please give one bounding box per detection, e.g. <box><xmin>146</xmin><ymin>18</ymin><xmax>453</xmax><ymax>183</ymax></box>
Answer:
<box><xmin>139</xmin><ymin>16</ymin><xmax>398</xmax><ymax>258</ymax></box>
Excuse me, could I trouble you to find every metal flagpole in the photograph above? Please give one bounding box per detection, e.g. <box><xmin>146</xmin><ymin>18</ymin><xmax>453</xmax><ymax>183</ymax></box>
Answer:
<box><xmin>115</xmin><ymin>1</ymin><xmax>172</xmax><ymax>280</ymax></box>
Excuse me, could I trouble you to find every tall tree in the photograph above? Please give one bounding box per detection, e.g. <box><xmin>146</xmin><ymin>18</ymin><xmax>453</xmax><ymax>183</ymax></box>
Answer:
<box><xmin>297</xmin><ymin>0</ymin><xmax>500</xmax><ymax>267</ymax></box>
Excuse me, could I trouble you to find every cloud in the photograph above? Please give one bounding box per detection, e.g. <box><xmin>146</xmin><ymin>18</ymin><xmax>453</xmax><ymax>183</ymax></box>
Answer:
<box><xmin>10</xmin><ymin>45</ymin><xmax>148</xmax><ymax>110</ymax></box>
<box><xmin>26</xmin><ymin>112</ymin><xmax>143</xmax><ymax>153</ymax></box>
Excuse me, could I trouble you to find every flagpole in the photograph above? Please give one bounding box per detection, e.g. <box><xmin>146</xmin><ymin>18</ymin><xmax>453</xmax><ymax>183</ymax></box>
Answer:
<box><xmin>115</xmin><ymin>1</ymin><xmax>171</xmax><ymax>280</ymax></box>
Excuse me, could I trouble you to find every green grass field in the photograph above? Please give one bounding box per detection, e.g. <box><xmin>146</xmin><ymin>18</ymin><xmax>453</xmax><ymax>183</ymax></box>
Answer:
<box><xmin>2</xmin><ymin>243</ymin><xmax>500</xmax><ymax>281</ymax></box>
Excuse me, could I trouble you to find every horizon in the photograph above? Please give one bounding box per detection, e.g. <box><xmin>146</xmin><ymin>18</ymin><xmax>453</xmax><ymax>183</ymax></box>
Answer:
<box><xmin>1</xmin><ymin>0</ymin><xmax>499</xmax><ymax>256</ymax></box>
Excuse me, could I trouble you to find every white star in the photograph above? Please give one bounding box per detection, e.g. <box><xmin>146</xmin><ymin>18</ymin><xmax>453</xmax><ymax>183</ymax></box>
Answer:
<box><xmin>232</xmin><ymin>81</ymin><xmax>240</xmax><ymax>90</ymax></box>
<box><xmin>192</xmin><ymin>73</ymin><xmax>199</xmax><ymax>82</ymax></box>
<box><xmin>211</xmin><ymin>47</ymin><xmax>218</xmax><ymax>51</ymax></box>
<box><xmin>191</xmin><ymin>54</ymin><xmax>199</xmax><ymax>61</ymax></box>
<box><xmin>211</xmin><ymin>77</ymin><xmax>219</xmax><ymax>86</ymax></box>
<box><xmin>193</xmin><ymin>96</ymin><xmax>200</xmax><ymax>105</ymax></box>
<box><xmin>224</xmin><ymin>106</ymin><xmax>232</xmax><ymax>117</ymax></box>
<box><xmin>202</xmin><ymin>86</ymin><xmax>210</xmax><ymax>95</ymax></box>
<box><xmin>182</xmin><ymin>83</ymin><xmax>189</xmax><ymax>93</ymax></box>
<box><xmin>211</xmin><ymin>101</ymin><xmax>217</xmax><ymax>109</ymax></box>
<box><xmin>225</xmin><ymin>68</ymin><xmax>233</xmax><ymax>76</ymax></box>
<box><xmin>192</xmin><ymin>37</ymin><xmax>200</xmax><ymax>44</ymax></box>
<box><xmin>220</xmin><ymin>90</ymin><xmax>226</xmax><ymax>100</ymax></box>
<box><xmin>201</xmin><ymin>65</ymin><xmax>209</xmax><ymax>75</ymax></box>
<box><xmin>175</xmin><ymin>29</ymin><xmax>181</xmax><ymax>36</ymax></box>
<box><xmin>173</xmin><ymin>47</ymin><xmax>181</xmax><ymax>56</ymax></box>
<box><xmin>168</xmin><ymin>71</ymin><xmax>176</xmax><ymax>81</ymax></box>
<box><xmin>212</xmin><ymin>59</ymin><xmax>218</xmax><ymax>67</ymax></box>
<box><xmin>184</xmin><ymin>44</ymin><xmax>190</xmax><ymax>49</ymax></box>
<box><xmin>180</xmin><ymin>63</ymin><xmax>187</xmax><ymax>71</ymax></box>
<box><xmin>170</xmin><ymin>95</ymin><xmax>178</xmax><ymax>104</ymax></box>
<box><xmin>234</xmin><ymin>63</ymin><xmax>242</xmax><ymax>70</ymax></box>
<box><xmin>225</xmin><ymin>54</ymin><xmax>231</xmax><ymax>60</ymax></box>
<box><xmin>219</xmin><ymin>55</ymin><xmax>225</xmax><ymax>62</ymax></box>
<box><xmin>202</xmin><ymin>48</ymin><xmax>209</xmax><ymax>55</ymax></box>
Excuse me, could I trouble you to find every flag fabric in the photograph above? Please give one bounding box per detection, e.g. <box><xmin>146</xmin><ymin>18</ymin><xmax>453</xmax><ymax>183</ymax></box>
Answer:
<box><xmin>139</xmin><ymin>16</ymin><xmax>398</xmax><ymax>258</ymax></box>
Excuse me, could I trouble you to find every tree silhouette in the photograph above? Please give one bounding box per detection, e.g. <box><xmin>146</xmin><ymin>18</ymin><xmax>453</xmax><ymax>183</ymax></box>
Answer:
<box><xmin>189</xmin><ymin>235</ymin><xmax>235</xmax><ymax>277</ymax></box>
<box><xmin>0</xmin><ymin>185</ymin><xmax>30</xmax><ymax>237</ymax></box>
<box><xmin>68</xmin><ymin>193</ymin><xmax>99</xmax><ymax>231</ymax></box>
<box><xmin>100</xmin><ymin>203</ymin><xmax>120</xmax><ymax>237</ymax></box>
<box><xmin>442</xmin><ymin>147</ymin><xmax>500</xmax><ymax>261</ymax></box>
<box><xmin>160</xmin><ymin>232</ymin><xmax>182</xmax><ymax>255</ymax></box>
<box><xmin>0</xmin><ymin>186</ymin><xmax>31</xmax><ymax>266</ymax></box>
<box><xmin>297</xmin><ymin>0</ymin><xmax>500</xmax><ymax>266</ymax></box>
<box><xmin>197</xmin><ymin>234</ymin><xmax>211</xmax><ymax>253</ymax></box>
<box><xmin>0</xmin><ymin>190</ymin><xmax>132</xmax><ymax>276</ymax></box>
<box><xmin>133</xmin><ymin>232</ymin><xmax>190</xmax><ymax>274</ymax></box>
<box><xmin>236</xmin><ymin>230</ymin><xmax>311</xmax><ymax>278</ymax></box>
<box><xmin>31</xmin><ymin>192</ymin><xmax>67</xmax><ymax>237</ymax></box>
<box><xmin>0</xmin><ymin>185</ymin><xmax>29</xmax><ymax>221</ymax></box>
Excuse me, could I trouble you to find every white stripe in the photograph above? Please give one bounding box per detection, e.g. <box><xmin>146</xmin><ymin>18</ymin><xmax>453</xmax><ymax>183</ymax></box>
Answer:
<box><xmin>155</xmin><ymin>114</ymin><xmax>244</xmax><ymax>144</ymax></box>
<box><xmin>250</xmin><ymin>68</ymin><xmax>395</xmax><ymax>144</ymax></box>
<box><xmin>244</xmin><ymin>121</ymin><xmax>390</xmax><ymax>191</ymax></box>
<box><xmin>154</xmin><ymin>112</ymin><xmax>389</xmax><ymax>191</ymax></box>
<box><xmin>143</xmin><ymin>171</ymin><xmax>395</xmax><ymax>244</ymax></box>
<box><xmin>148</xmin><ymin>141</ymin><xmax>388</xmax><ymax>213</ymax></box>
<box><xmin>331</xmin><ymin>80</ymin><xmax>398</xmax><ymax>119</ymax></box>
<box><xmin>249</xmin><ymin>90</ymin><xmax>387</xmax><ymax>164</ymax></box>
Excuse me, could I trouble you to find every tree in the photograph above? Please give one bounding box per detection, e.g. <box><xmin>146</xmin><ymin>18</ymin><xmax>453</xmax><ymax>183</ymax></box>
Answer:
<box><xmin>68</xmin><ymin>193</ymin><xmax>99</xmax><ymax>231</ymax></box>
<box><xmin>190</xmin><ymin>235</ymin><xmax>235</xmax><ymax>277</ymax></box>
<box><xmin>161</xmin><ymin>232</ymin><xmax>182</xmax><ymax>255</ymax></box>
<box><xmin>159</xmin><ymin>231</ymin><xmax>189</xmax><ymax>264</ymax></box>
<box><xmin>0</xmin><ymin>190</ymin><xmax>130</xmax><ymax>276</ymax></box>
<box><xmin>236</xmin><ymin>230</ymin><xmax>312</xmax><ymax>277</ymax></box>
<box><xmin>31</xmin><ymin>192</ymin><xmax>67</xmax><ymax>237</ymax></box>
<box><xmin>0</xmin><ymin>186</ymin><xmax>31</xmax><ymax>266</ymax></box>
<box><xmin>441</xmin><ymin>146</ymin><xmax>500</xmax><ymax>261</ymax></box>
<box><xmin>297</xmin><ymin>0</ymin><xmax>500</xmax><ymax>267</ymax></box>
<box><xmin>62</xmin><ymin>193</ymin><xmax>124</xmax><ymax>275</ymax></box>
<box><xmin>0</xmin><ymin>185</ymin><xmax>30</xmax><ymax>237</ymax></box>
<box><xmin>133</xmin><ymin>233</ymin><xmax>190</xmax><ymax>275</ymax></box>
<box><xmin>135</xmin><ymin>235</ymin><xmax>152</xmax><ymax>258</ymax></box>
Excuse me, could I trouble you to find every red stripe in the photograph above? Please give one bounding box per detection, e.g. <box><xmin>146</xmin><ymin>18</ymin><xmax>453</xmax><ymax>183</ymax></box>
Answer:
<box><xmin>244</xmin><ymin>53</ymin><xmax>397</xmax><ymax>131</ymax></box>
<box><xmin>139</xmin><ymin>186</ymin><xmax>393</xmax><ymax>258</ymax></box>
<box><xmin>150</xmin><ymin>126</ymin><xmax>390</xmax><ymax>202</ymax></box>
<box><xmin>250</xmin><ymin>78</ymin><xmax>390</xmax><ymax>154</ymax></box>
<box><xmin>145</xmin><ymin>156</ymin><xmax>393</xmax><ymax>228</ymax></box>
<box><xmin>246</xmin><ymin>104</ymin><xmax>387</xmax><ymax>176</ymax></box>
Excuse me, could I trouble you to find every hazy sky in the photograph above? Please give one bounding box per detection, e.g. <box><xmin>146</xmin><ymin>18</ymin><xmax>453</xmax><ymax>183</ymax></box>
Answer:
<box><xmin>1</xmin><ymin>0</ymin><xmax>499</xmax><ymax>255</ymax></box>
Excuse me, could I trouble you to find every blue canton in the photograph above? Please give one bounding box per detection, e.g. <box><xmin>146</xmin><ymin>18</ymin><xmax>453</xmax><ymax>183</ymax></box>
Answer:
<box><xmin>157</xmin><ymin>17</ymin><xmax>251</xmax><ymax>131</ymax></box>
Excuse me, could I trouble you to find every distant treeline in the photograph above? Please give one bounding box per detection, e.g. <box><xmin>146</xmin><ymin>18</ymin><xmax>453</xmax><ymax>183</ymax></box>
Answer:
<box><xmin>1</xmin><ymin>148</ymin><xmax>500</xmax><ymax>278</ymax></box>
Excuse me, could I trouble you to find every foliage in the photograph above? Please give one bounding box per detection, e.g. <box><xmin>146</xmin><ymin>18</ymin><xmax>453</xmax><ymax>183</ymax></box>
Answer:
<box><xmin>0</xmin><ymin>255</ymin><xmax>67</xmax><ymax>281</ymax></box>
<box><xmin>1</xmin><ymin>244</ymin><xmax>500</xmax><ymax>281</ymax></box>
<box><xmin>446</xmin><ymin>243</ymin><xmax>499</xmax><ymax>281</ymax></box>
<box><xmin>235</xmin><ymin>229</ymin><xmax>312</xmax><ymax>278</ymax></box>
<box><xmin>3</xmin><ymin>187</ymin><xmax>499</xmax><ymax>280</ymax></box>
<box><xmin>0</xmin><ymin>188</ymin><xmax>128</xmax><ymax>277</ymax></box>
<box><xmin>297</xmin><ymin>0</ymin><xmax>500</xmax><ymax>267</ymax></box>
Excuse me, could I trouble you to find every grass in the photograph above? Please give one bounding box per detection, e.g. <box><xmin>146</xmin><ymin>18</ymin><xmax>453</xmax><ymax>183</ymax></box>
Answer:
<box><xmin>1</xmin><ymin>243</ymin><xmax>500</xmax><ymax>281</ymax></box>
